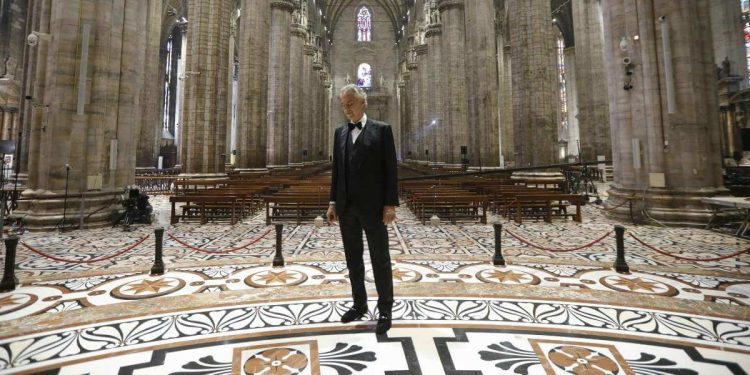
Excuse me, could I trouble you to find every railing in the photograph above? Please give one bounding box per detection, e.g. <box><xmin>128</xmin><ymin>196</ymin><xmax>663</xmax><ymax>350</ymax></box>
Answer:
<box><xmin>135</xmin><ymin>168</ymin><xmax>181</xmax><ymax>194</ymax></box>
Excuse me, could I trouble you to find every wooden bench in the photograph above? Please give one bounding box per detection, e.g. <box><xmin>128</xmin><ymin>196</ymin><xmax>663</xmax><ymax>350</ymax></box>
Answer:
<box><xmin>170</xmin><ymin>195</ymin><xmax>242</xmax><ymax>224</ymax></box>
<box><xmin>410</xmin><ymin>193</ymin><xmax>488</xmax><ymax>224</ymax></box>
<box><xmin>264</xmin><ymin>195</ymin><xmax>330</xmax><ymax>224</ymax></box>
<box><xmin>513</xmin><ymin>194</ymin><xmax>585</xmax><ymax>224</ymax></box>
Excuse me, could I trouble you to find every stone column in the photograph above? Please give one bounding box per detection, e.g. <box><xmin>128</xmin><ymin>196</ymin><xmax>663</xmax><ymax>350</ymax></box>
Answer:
<box><xmin>136</xmin><ymin>0</ymin><xmax>164</xmax><ymax>168</ymax></box>
<box><xmin>438</xmin><ymin>0</ymin><xmax>469</xmax><ymax>166</ymax></box>
<box><xmin>23</xmin><ymin>0</ymin><xmax>51</xmax><ymax>184</ymax></box>
<box><xmin>302</xmin><ymin>43</ymin><xmax>315</xmax><ymax>164</ymax></box>
<box><xmin>508</xmin><ymin>0</ymin><xmax>558</xmax><ymax>166</ymax></box>
<box><xmin>603</xmin><ymin>0</ymin><xmax>724</xmax><ymax>224</ymax></box>
<box><xmin>425</xmin><ymin>23</ymin><xmax>443</xmax><ymax>165</ymax></box>
<box><xmin>17</xmin><ymin>0</ymin><xmax>149</xmax><ymax>230</ymax></box>
<box><xmin>181</xmin><ymin>0</ymin><xmax>233</xmax><ymax>174</ymax></box>
<box><xmin>288</xmin><ymin>22</ymin><xmax>306</xmax><ymax>166</ymax></box>
<box><xmin>572</xmin><ymin>0</ymin><xmax>611</xmax><ymax>162</ymax></box>
<box><xmin>266</xmin><ymin>0</ymin><xmax>295</xmax><ymax>168</ymax></box>
<box><xmin>237</xmin><ymin>0</ymin><xmax>271</xmax><ymax>169</ymax></box>
<box><xmin>416</xmin><ymin>44</ymin><xmax>429</xmax><ymax>162</ymax></box>
<box><xmin>710</xmin><ymin>0</ymin><xmax>747</xmax><ymax>87</ymax></box>
<box><xmin>463</xmin><ymin>0</ymin><xmax>499</xmax><ymax>167</ymax></box>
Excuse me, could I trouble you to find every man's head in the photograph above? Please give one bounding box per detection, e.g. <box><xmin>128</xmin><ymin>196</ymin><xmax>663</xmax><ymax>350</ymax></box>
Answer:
<box><xmin>339</xmin><ymin>84</ymin><xmax>367</xmax><ymax>123</ymax></box>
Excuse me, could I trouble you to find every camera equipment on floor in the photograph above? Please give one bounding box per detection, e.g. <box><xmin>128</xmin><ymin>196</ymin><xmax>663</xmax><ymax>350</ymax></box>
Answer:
<box><xmin>113</xmin><ymin>188</ymin><xmax>153</xmax><ymax>228</ymax></box>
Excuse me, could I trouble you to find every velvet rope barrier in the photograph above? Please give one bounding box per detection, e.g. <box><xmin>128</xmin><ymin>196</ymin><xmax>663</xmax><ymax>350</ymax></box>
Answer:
<box><xmin>628</xmin><ymin>233</ymin><xmax>750</xmax><ymax>262</ymax></box>
<box><xmin>168</xmin><ymin>228</ymin><xmax>273</xmax><ymax>254</ymax></box>
<box><xmin>21</xmin><ymin>235</ymin><xmax>150</xmax><ymax>264</ymax></box>
<box><xmin>505</xmin><ymin>229</ymin><xmax>612</xmax><ymax>252</ymax></box>
<box><xmin>592</xmin><ymin>198</ymin><xmax>630</xmax><ymax>212</ymax></box>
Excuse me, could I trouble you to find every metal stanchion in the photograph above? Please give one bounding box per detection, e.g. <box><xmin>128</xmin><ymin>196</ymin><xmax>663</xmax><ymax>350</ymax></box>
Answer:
<box><xmin>492</xmin><ymin>222</ymin><xmax>506</xmax><ymax>266</ymax></box>
<box><xmin>0</xmin><ymin>235</ymin><xmax>19</xmax><ymax>292</ymax></box>
<box><xmin>150</xmin><ymin>228</ymin><xmax>165</xmax><ymax>275</ymax></box>
<box><xmin>273</xmin><ymin>224</ymin><xmax>284</xmax><ymax>267</ymax></box>
<box><xmin>613</xmin><ymin>225</ymin><xmax>630</xmax><ymax>273</ymax></box>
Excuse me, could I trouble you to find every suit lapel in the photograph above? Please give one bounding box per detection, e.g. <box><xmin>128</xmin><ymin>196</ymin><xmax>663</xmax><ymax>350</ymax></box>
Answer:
<box><xmin>339</xmin><ymin>124</ymin><xmax>348</xmax><ymax>162</ymax></box>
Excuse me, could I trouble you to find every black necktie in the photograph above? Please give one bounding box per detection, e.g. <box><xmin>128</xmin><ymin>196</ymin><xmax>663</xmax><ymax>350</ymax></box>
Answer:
<box><xmin>348</xmin><ymin>122</ymin><xmax>362</xmax><ymax>131</ymax></box>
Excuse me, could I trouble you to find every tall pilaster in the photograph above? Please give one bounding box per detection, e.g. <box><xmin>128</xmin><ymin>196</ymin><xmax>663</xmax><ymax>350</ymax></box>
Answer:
<box><xmin>508</xmin><ymin>0</ymin><xmax>558</xmax><ymax>166</ymax></box>
<box><xmin>425</xmin><ymin>23</ymin><xmax>443</xmax><ymax>164</ymax></box>
<box><xmin>321</xmin><ymin>71</ymin><xmax>331</xmax><ymax>161</ymax></box>
<box><xmin>408</xmin><ymin>57</ymin><xmax>419</xmax><ymax>160</ymax></box>
<box><xmin>237</xmin><ymin>0</ymin><xmax>271</xmax><ymax>169</ymax></box>
<box><xmin>572</xmin><ymin>0</ymin><xmax>611</xmax><ymax>162</ymax></box>
<box><xmin>603</xmin><ymin>0</ymin><xmax>724</xmax><ymax>224</ymax></box>
<box><xmin>288</xmin><ymin>21</ymin><xmax>307</xmax><ymax>165</ymax></box>
<box><xmin>17</xmin><ymin>0</ymin><xmax>149</xmax><ymax>229</ymax></box>
<box><xmin>181</xmin><ymin>0</ymin><xmax>233</xmax><ymax>174</ymax></box>
<box><xmin>416</xmin><ymin>44</ymin><xmax>429</xmax><ymax>161</ymax></box>
<box><xmin>497</xmin><ymin>33</ymin><xmax>514</xmax><ymax>167</ymax></box>
<box><xmin>302</xmin><ymin>43</ymin><xmax>315</xmax><ymax>163</ymax></box>
<box><xmin>438</xmin><ymin>0</ymin><xmax>469</xmax><ymax>166</ymax></box>
<box><xmin>399</xmin><ymin>71</ymin><xmax>411</xmax><ymax>159</ymax></box>
<box><xmin>266</xmin><ymin>0</ymin><xmax>295</xmax><ymax>167</ymax></box>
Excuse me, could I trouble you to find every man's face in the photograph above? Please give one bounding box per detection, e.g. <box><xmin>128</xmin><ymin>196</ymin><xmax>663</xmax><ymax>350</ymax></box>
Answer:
<box><xmin>340</xmin><ymin>91</ymin><xmax>365</xmax><ymax>123</ymax></box>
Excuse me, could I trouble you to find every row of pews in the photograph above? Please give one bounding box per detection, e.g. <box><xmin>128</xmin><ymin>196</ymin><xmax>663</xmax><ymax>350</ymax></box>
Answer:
<box><xmin>169</xmin><ymin>165</ymin><xmax>331</xmax><ymax>225</ymax></box>
<box><xmin>401</xmin><ymin>173</ymin><xmax>586</xmax><ymax>224</ymax></box>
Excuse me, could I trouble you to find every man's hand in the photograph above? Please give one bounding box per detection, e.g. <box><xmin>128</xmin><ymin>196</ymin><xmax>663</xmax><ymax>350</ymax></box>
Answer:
<box><xmin>326</xmin><ymin>204</ymin><xmax>338</xmax><ymax>224</ymax></box>
<box><xmin>383</xmin><ymin>206</ymin><xmax>397</xmax><ymax>225</ymax></box>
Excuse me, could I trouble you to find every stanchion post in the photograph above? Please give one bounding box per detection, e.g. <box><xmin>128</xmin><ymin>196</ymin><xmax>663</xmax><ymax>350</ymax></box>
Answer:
<box><xmin>613</xmin><ymin>225</ymin><xmax>630</xmax><ymax>273</ymax></box>
<box><xmin>273</xmin><ymin>224</ymin><xmax>284</xmax><ymax>267</ymax></box>
<box><xmin>0</xmin><ymin>235</ymin><xmax>19</xmax><ymax>292</ymax></box>
<box><xmin>492</xmin><ymin>222</ymin><xmax>506</xmax><ymax>266</ymax></box>
<box><xmin>150</xmin><ymin>228</ymin><xmax>165</xmax><ymax>275</ymax></box>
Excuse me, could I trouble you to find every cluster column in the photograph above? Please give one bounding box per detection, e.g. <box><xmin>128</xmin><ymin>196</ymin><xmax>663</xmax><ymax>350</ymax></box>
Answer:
<box><xmin>266</xmin><ymin>0</ymin><xmax>296</xmax><ymax>168</ymax></box>
<box><xmin>237</xmin><ymin>0</ymin><xmax>271</xmax><ymax>169</ymax></box>
<box><xmin>288</xmin><ymin>21</ymin><xmax>307</xmax><ymax>166</ymax></box>
<box><xmin>181</xmin><ymin>0</ymin><xmax>233</xmax><ymax>174</ymax></box>
<box><xmin>425</xmin><ymin>23</ymin><xmax>443</xmax><ymax>165</ymax></box>
<box><xmin>602</xmin><ymin>0</ymin><xmax>724</xmax><ymax>224</ymax></box>
<box><xmin>572</xmin><ymin>0</ymin><xmax>611</xmax><ymax>161</ymax></box>
<box><xmin>438</xmin><ymin>0</ymin><xmax>469</xmax><ymax>166</ymax></box>
<box><xmin>507</xmin><ymin>0</ymin><xmax>558</xmax><ymax>166</ymax></box>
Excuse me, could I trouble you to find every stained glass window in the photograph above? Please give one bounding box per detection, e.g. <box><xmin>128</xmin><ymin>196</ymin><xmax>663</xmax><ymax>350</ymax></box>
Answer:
<box><xmin>357</xmin><ymin>63</ymin><xmax>372</xmax><ymax>88</ymax></box>
<box><xmin>743</xmin><ymin>0</ymin><xmax>750</xmax><ymax>77</ymax></box>
<box><xmin>556</xmin><ymin>30</ymin><xmax>568</xmax><ymax>133</ymax></box>
<box><xmin>357</xmin><ymin>7</ymin><xmax>371</xmax><ymax>42</ymax></box>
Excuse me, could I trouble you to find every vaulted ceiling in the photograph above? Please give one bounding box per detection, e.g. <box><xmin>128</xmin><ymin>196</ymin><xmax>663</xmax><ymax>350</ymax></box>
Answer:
<box><xmin>316</xmin><ymin>0</ymin><xmax>411</xmax><ymax>34</ymax></box>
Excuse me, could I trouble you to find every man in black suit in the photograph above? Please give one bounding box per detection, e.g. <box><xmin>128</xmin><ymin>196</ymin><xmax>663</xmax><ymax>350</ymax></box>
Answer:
<box><xmin>327</xmin><ymin>84</ymin><xmax>399</xmax><ymax>335</ymax></box>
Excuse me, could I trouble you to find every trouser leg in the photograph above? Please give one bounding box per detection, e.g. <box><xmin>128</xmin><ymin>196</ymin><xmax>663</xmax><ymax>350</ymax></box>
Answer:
<box><xmin>362</xmin><ymin>215</ymin><xmax>393</xmax><ymax>314</ymax></box>
<box><xmin>339</xmin><ymin>209</ymin><xmax>367</xmax><ymax>308</ymax></box>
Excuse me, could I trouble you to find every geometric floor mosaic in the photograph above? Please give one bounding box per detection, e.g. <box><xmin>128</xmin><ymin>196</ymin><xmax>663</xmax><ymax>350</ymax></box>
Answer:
<box><xmin>1</xmin><ymin>193</ymin><xmax>750</xmax><ymax>374</ymax></box>
<box><xmin>1</xmin><ymin>290</ymin><xmax>749</xmax><ymax>374</ymax></box>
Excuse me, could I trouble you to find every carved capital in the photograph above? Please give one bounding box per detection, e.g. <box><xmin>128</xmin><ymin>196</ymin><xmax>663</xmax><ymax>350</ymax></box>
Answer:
<box><xmin>415</xmin><ymin>44</ymin><xmax>428</xmax><ymax>56</ymax></box>
<box><xmin>425</xmin><ymin>24</ymin><xmax>442</xmax><ymax>38</ymax></box>
<box><xmin>437</xmin><ymin>0</ymin><xmax>463</xmax><ymax>12</ymax></box>
<box><xmin>290</xmin><ymin>23</ymin><xmax>308</xmax><ymax>37</ymax></box>
<box><xmin>271</xmin><ymin>0</ymin><xmax>297</xmax><ymax>12</ymax></box>
<box><xmin>303</xmin><ymin>44</ymin><xmax>316</xmax><ymax>56</ymax></box>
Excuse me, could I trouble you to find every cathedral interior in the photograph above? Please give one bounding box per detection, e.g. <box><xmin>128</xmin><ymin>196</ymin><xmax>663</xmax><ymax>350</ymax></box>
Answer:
<box><xmin>1</xmin><ymin>0</ymin><xmax>750</xmax><ymax>373</ymax></box>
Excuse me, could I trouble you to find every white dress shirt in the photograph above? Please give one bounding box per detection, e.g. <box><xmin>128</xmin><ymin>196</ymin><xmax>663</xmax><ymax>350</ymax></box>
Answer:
<box><xmin>350</xmin><ymin>113</ymin><xmax>367</xmax><ymax>144</ymax></box>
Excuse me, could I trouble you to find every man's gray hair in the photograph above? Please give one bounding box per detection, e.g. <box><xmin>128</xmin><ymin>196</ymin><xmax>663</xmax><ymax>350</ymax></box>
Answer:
<box><xmin>339</xmin><ymin>84</ymin><xmax>367</xmax><ymax>104</ymax></box>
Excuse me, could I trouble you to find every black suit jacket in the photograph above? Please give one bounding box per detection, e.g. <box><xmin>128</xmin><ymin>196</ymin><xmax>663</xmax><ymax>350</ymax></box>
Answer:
<box><xmin>330</xmin><ymin>118</ymin><xmax>399</xmax><ymax>217</ymax></box>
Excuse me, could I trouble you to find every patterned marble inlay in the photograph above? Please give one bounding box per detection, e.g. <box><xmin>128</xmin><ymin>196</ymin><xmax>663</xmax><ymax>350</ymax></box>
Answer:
<box><xmin>1</xmin><ymin>295</ymin><xmax>749</xmax><ymax>374</ymax></box>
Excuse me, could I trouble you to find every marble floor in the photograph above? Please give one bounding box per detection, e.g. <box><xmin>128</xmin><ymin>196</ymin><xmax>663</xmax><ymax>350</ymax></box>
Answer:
<box><xmin>1</xmin><ymin>195</ymin><xmax>750</xmax><ymax>374</ymax></box>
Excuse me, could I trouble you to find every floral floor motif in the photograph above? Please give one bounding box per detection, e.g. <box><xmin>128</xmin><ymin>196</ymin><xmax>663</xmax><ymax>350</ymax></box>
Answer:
<box><xmin>1</xmin><ymin>193</ymin><xmax>749</xmax><ymax>374</ymax></box>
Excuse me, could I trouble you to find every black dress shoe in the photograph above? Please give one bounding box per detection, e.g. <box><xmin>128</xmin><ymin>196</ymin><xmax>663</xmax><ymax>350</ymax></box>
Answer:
<box><xmin>376</xmin><ymin>313</ymin><xmax>391</xmax><ymax>335</ymax></box>
<box><xmin>341</xmin><ymin>306</ymin><xmax>367</xmax><ymax>323</ymax></box>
